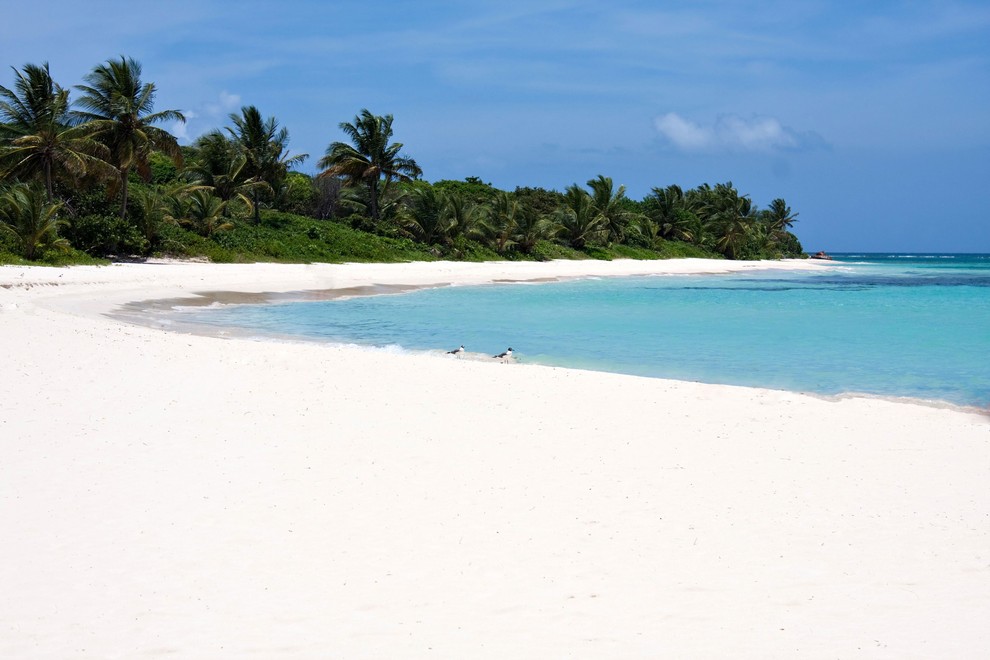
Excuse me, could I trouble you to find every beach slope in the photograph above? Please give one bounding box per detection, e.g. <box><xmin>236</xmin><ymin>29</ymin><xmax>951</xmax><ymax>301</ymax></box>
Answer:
<box><xmin>1</xmin><ymin>260</ymin><xmax>987</xmax><ymax>659</ymax></box>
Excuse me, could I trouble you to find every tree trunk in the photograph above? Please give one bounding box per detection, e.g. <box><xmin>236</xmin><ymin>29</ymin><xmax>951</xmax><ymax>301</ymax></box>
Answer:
<box><xmin>120</xmin><ymin>167</ymin><xmax>130</xmax><ymax>221</ymax></box>
<box><xmin>369</xmin><ymin>177</ymin><xmax>379</xmax><ymax>222</ymax></box>
<box><xmin>44</xmin><ymin>160</ymin><xmax>53</xmax><ymax>203</ymax></box>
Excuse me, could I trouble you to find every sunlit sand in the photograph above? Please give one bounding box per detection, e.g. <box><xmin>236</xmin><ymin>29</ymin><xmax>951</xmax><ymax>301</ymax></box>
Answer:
<box><xmin>2</xmin><ymin>259</ymin><xmax>987</xmax><ymax>659</ymax></box>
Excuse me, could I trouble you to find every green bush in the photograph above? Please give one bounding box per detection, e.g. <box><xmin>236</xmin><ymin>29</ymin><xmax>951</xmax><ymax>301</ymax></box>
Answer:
<box><xmin>0</xmin><ymin>250</ymin><xmax>32</xmax><ymax>265</ymax></box>
<box><xmin>278</xmin><ymin>172</ymin><xmax>317</xmax><ymax>217</ymax></box>
<box><xmin>60</xmin><ymin>185</ymin><xmax>119</xmax><ymax>219</ymax></box>
<box><xmin>653</xmin><ymin>240</ymin><xmax>719</xmax><ymax>259</ymax></box>
<box><xmin>529</xmin><ymin>239</ymin><xmax>582</xmax><ymax>261</ymax></box>
<box><xmin>0</xmin><ymin>228</ymin><xmax>18</xmax><ymax>255</ymax></box>
<box><xmin>64</xmin><ymin>214</ymin><xmax>147</xmax><ymax>257</ymax></box>
<box><xmin>442</xmin><ymin>237</ymin><xmax>501</xmax><ymax>262</ymax></box>
<box><xmin>149</xmin><ymin>152</ymin><xmax>179</xmax><ymax>184</ymax></box>
<box><xmin>35</xmin><ymin>246</ymin><xmax>108</xmax><ymax>266</ymax></box>
<box><xmin>583</xmin><ymin>246</ymin><xmax>613</xmax><ymax>261</ymax></box>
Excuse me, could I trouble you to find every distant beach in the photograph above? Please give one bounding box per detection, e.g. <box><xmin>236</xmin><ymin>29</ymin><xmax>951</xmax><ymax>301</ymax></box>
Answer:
<box><xmin>2</xmin><ymin>259</ymin><xmax>988</xmax><ymax>659</ymax></box>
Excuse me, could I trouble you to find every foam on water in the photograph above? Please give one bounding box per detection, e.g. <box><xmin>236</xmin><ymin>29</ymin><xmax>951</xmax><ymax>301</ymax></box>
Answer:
<box><xmin>176</xmin><ymin>254</ymin><xmax>990</xmax><ymax>408</ymax></box>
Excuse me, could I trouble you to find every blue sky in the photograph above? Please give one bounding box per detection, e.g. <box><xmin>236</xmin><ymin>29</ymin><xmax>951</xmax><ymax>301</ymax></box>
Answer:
<box><xmin>2</xmin><ymin>0</ymin><xmax>988</xmax><ymax>251</ymax></box>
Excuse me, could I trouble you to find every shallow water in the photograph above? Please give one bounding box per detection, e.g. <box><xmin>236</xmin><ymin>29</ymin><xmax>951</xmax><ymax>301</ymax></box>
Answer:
<box><xmin>176</xmin><ymin>254</ymin><xmax>990</xmax><ymax>408</ymax></box>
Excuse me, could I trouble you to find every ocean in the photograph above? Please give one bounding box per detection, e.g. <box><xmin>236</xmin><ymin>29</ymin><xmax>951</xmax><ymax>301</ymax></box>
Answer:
<box><xmin>176</xmin><ymin>254</ymin><xmax>990</xmax><ymax>408</ymax></box>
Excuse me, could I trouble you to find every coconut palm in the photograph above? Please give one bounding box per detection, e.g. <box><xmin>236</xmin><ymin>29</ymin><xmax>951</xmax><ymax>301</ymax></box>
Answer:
<box><xmin>404</xmin><ymin>186</ymin><xmax>455</xmax><ymax>245</ymax></box>
<box><xmin>513</xmin><ymin>207</ymin><xmax>558</xmax><ymax>254</ymax></box>
<box><xmin>445</xmin><ymin>190</ymin><xmax>485</xmax><ymax>241</ymax></box>
<box><xmin>188</xmin><ymin>131</ymin><xmax>267</xmax><ymax>216</ymax></box>
<box><xmin>337</xmin><ymin>182</ymin><xmax>410</xmax><ymax>233</ymax></box>
<box><xmin>0</xmin><ymin>183</ymin><xmax>67</xmax><ymax>259</ymax></box>
<box><xmin>0</xmin><ymin>63</ymin><xmax>113</xmax><ymax>200</ymax></box>
<box><xmin>225</xmin><ymin>106</ymin><xmax>307</xmax><ymax>223</ymax></box>
<box><xmin>318</xmin><ymin>109</ymin><xmax>421</xmax><ymax>223</ymax></box>
<box><xmin>765</xmin><ymin>198</ymin><xmax>798</xmax><ymax>232</ymax></box>
<box><xmin>209</xmin><ymin>153</ymin><xmax>264</xmax><ymax>216</ymax></box>
<box><xmin>190</xmin><ymin>130</ymin><xmax>238</xmax><ymax>176</ymax></box>
<box><xmin>586</xmin><ymin>175</ymin><xmax>638</xmax><ymax>244</ymax></box>
<box><xmin>687</xmin><ymin>182</ymin><xmax>756</xmax><ymax>257</ymax></box>
<box><xmin>634</xmin><ymin>216</ymin><xmax>665</xmax><ymax>250</ymax></box>
<box><xmin>713</xmin><ymin>192</ymin><xmax>757</xmax><ymax>259</ymax></box>
<box><xmin>645</xmin><ymin>185</ymin><xmax>687</xmax><ymax>238</ymax></box>
<box><xmin>0</xmin><ymin>63</ymin><xmax>66</xmax><ymax>141</ymax></box>
<box><xmin>556</xmin><ymin>184</ymin><xmax>607</xmax><ymax>249</ymax></box>
<box><xmin>179</xmin><ymin>189</ymin><xmax>233</xmax><ymax>237</ymax></box>
<box><xmin>131</xmin><ymin>185</ymin><xmax>169</xmax><ymax>245</ymax></box>
<box><xmin>73</xmin><ymin>57</ymin><xmax>185</xmax><ymax>220</ymax></box>
<box><xmin>131</xmin><ymin>182</ymin><xmax>202</xmax><ymax>245</ymax></box>
<box><xmin>485</xmin><ymin>191</ymin><xmax>520</xmax><ymax>254</ymax></box>
<box><xmin>747</xmin><ymin>221</ymin><xmax>778</xmax><ymax>257</ymax></box>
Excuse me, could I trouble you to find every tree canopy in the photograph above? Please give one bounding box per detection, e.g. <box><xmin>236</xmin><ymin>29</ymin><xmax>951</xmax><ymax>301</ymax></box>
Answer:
<box><xmin>318</xmin><ymin>109</ymin><xmax>421</xmax><ymax>222</ymax></box>
<box><xmin>1</xmin><ymin>56</ymin><xmax>806</xmax><ymax>264</ymax></box>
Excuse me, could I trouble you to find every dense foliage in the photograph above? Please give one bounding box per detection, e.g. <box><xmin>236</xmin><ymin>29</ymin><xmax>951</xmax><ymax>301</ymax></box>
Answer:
<box><xmin>1</xmin><ymin>57</ymin><xmax>805</xmax><ymax>265</ymax></box>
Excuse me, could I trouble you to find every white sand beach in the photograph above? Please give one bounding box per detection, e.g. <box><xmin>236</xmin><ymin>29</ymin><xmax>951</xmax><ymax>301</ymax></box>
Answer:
<box><xmin>1</xmin><ymin>258</ymin><xmax>987</xmax><ymax>659</ymax></box>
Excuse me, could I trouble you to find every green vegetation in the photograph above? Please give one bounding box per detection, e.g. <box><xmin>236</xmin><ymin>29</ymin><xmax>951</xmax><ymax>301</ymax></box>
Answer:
<box><xmin>0</xmin><ymin>57</ymin><xmax>806</xmax><ymax>266</ymax></box>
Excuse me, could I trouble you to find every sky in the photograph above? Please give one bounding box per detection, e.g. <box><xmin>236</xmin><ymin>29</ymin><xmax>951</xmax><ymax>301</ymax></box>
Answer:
<box><xmin>1</xmin><ymin>0</ymin><xmax>988</xmax><ymax>251</ymax></box>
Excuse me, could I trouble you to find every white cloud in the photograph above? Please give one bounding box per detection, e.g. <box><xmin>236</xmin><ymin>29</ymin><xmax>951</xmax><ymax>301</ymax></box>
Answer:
<box><xmin>654</xmin><ymin>113</ymin><xmax>714</xmax><ymax>150</ymax></box>
<box><xmin>654</xmin><ymin>112</ymin><xmax>816</xmax><ymax>152</ymax></box>
<box><xmin>169</xmin><ymin>120</ymin><xmax>189</xmax><ymax>141</ymax></box>
<box><xmin>204</xmin><ymin>91</ymin><xmax>242</xmax><ymax>117</ymax></box>
<box><xmin>165</xmin><ymin>95</ymin><xmax>242</xmax><ymax>145</ymax></box>
<box><xmin>716</xmin><ymin>115</ymin><xmax>798</xmax><ymax>150</ymax></box>
<box><xmin>219</xmin><ymin>91</ymin><xmax>241</xmax><ymax>110</ymax></box>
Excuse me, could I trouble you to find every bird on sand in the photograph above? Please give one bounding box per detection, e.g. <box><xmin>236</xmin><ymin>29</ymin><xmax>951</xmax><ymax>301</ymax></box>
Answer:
<box><xmin>493</xmin><ymin>347</ymin><xmax>513</xmax><ymax>363</ymax></box>
<box><xmin>447</xmin><ymin>345</ymin><xmax>465</xmax><ymax>356</ymax></box>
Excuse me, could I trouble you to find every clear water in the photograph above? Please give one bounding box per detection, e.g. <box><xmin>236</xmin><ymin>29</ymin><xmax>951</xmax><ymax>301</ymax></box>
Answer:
<box><xmin>177</xmin><ymin>254</ymin><xmax>990</xmax><ymax>408</ymax></box>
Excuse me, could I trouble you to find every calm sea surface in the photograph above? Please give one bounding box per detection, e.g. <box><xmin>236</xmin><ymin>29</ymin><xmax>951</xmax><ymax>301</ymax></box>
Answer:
<box><xmin>177</xmin><ymin>254</ymin><xmax>990</xmax><ymax>408</ymax></box>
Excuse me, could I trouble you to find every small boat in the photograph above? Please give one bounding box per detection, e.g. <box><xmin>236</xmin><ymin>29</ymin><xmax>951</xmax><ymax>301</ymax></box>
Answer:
<box><xmin>810</xmin><ymin>251</ymin><xmax>833</xmax><ymax>260</ymax></box>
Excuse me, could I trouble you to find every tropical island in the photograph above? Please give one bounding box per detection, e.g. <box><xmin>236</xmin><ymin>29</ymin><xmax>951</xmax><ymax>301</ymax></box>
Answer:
<box><xmin>1</xmin><ymin>57</ymin><xmax>804</xmax><ymax>266</ymax></box>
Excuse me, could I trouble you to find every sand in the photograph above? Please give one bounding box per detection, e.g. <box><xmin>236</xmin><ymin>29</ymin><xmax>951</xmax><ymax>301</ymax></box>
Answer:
<box><xmin>1</xmin><ymin>259</ymin><xmax>987</xmax><ymax>659</ymax></box>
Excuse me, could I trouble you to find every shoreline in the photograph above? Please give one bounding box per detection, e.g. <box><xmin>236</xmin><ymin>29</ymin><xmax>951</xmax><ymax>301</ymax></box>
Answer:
<box><xmin>120</xmin><ymin>303</ymin><xmax>988</xmax><ymax>418</ymax></box>
<box><xmin>2</xmin><ymin>258</ymin><xmax>988</xmax><ymax>658</ymax></box>
<box><xmin>82</xmin><ymin>258</ymin><xmax>986</xmax><ymax>415</ymax></box>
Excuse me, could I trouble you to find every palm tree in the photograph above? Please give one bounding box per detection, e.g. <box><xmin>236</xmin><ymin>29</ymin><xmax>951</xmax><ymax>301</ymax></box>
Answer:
<box><xmin>586</xmin><ymin>175</ymin><xmax>638</xmax><ymax>244</ymax></box>
<box><xmin>73</xmin><ymin>57</ymin><xmax>185</xmax><ymax>220</ymax></box>
<box><xmin>131</xmin><ymin>181</ymin><xmax>201</xmax><ymax>245</ymax></box>
<box><xmin>318</xmin><ymin>109</ymin><xmax>421</xmax><ymax>223</ymax></box>
<box><xmin>765</xmin><ymin>198</ymin><xmax>798</xmax><ymax>232</ymax></box>
<box><xmin>485</xmin><ymin>191</ymin><xmax>520</xmax><ymax>254</ymax></box>
<box><xmin>634</xmin><ymin>216</ymin><xmax>665</xmax><ymax>250</ymax></box>
<box><xmin>226</xmin><ymin>106</ymin><xmax>307</xmax><ymax>223</ymax></box>
<box><xmin>404</xmin><ymin>186</ymin><xmax>455</xmax><ymax>245</ymax></box>
<box><xmin>512</xmin><ymin>206</ymin><xmax>558</xmax><ymax>254</ymax></box>
<box><xmin>645</xmin><ymin>185</ymin><xmax>684</xmax><ymax>237</ymax></box>
<box><xmin>444</xmin><ymin>190</ymin><xmax>485</xmax><ymax>241</ymax></box>
<box><xmin>131</xmin><ymin>185</ymin><xmax>169</xmax><ymax>246</ymax></box>
<box><xmin>556</xmin><ymin>184</ymin><xmax>607</xmax><ymax>249</ymax></box>
<box><xmin>686</xmin><ymin>182</ymin><xmax>757</xmax><ymax>257</ymax></box>
<box><xmin>0</xmin><ymin>183</ymin><xmax>67</xmax><ymax>259</ymax></box>
<box><xmin>712</xmin><ymin>189</ymin><xmax>757</xmax><ymax>259</ymax></box>
<box><xmin>0</xmin><ymin>63</ymin><xmax>113</xmax><ymax>200</ymax></box>
<box><xmin>189</xmin><ymin>130</ymin><xmax>267</xmax><ymax>217</ymax></box>
<box><xmin>178</xmin><ymin>189</ymin><xmax>233</xmax><ymax>237</ymax></box>
<box><xmin>0</xmin><ymin>63</ymin><xmax>65</xmax><ymax>141</ymax></box>
<box><xmin>747</xmin><ymin>221</ymin><xmax>777</xmax><ymax>257</ymax></box>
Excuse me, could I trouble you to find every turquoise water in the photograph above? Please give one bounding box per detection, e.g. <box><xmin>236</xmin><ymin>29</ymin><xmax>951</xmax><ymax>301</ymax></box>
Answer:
<box><xmin>179</xmin><ymin>254</ymin><xmax>990</xmax><ymax>408</ymax></box>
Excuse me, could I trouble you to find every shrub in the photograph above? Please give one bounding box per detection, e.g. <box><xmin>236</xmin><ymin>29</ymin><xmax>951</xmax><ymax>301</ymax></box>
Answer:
<box><xmin>529</xmin><ymin>239</ymin><xmax>580</xmax><ymax>261</ymax></box>
<box><xmin>64</xmin><ymin>213</ymin><xmax>147</xmax><ymax>257</ymax></box>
